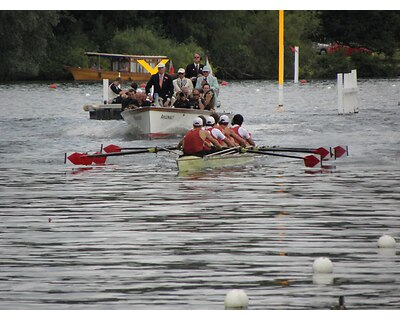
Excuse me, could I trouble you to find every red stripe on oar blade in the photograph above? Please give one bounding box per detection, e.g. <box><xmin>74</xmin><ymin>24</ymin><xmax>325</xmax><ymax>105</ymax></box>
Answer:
<box><xmin>313</xmin><ymin>147</ymin><xmax>330</xmax><ymax>159</ymax></box>
<box><xmin>334</xmin><ymin>146</ymin><xmax>347</xmax><ymax>158</ymax></box>
<box><xmin>67</xmin><ymin>152</ymin><xmax>92</xmax><ymax>165</ymax></box>
<box><xmin>303</xmin><ymin>155</ymin><xmax>320</xmax><ymax>168</ymax></box>
<box><xmin>103</xmin><ymin>144</ymin><xmax>122</xmax><ymax>153</ymax></box>
<box><xmin>91</xmin><ymin>153</ymin><xmax>107</xmax><ymax>165</ymax></box>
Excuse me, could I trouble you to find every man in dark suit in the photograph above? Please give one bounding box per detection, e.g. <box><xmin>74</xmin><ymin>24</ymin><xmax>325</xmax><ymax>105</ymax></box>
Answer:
<box><xmin>185</xmin><ymin>53</ymin><xmax>205</xmax><ymax>87</ymax></box>
<box><xmin>145</xmin><ymin>63</ymin><xmax>174</xmax><ymax>106</ymax></box>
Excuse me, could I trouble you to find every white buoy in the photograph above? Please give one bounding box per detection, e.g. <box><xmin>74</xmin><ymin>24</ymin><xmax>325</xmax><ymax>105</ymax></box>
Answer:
<box><xmin>86</xmin><ymin>93</ymin><xmax>90</xmax><ymax>96</ymax></box>
<box><xmin>224</xmin><ymin>289</ymin><xmax>249</xmax><ymax>309</ymax></box>
<box><xmin>313</xmin><ymin>257</ymin><xmax>333</xmax><ymax>273</ymax></box>
<box><xmin>377</xmin><ymin>235</ymin><xmax>396</xmax><ymax>248</ymax></box>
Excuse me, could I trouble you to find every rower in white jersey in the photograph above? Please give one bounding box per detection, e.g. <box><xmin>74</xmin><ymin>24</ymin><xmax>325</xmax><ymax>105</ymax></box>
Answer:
<box><xmin>230</xmin><ymin>114</ymin><xmax>255</xmax><ymax>147</ymax></box>
<box><xmin>205</xmin><ymin>116</ymin><xmax>237</xmax><ymax>147</ymax></box>
<box><xmin>217</xmin><ymin>114</ymin><xmax>247</xmax><ymax>147</ymax></box>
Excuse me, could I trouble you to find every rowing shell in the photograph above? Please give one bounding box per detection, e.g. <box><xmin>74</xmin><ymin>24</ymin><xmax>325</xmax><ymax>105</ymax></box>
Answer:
<box><xmin>176</xmin><ymin>151</ymin><xmax>257</xmax><ymax>172</ymax></box>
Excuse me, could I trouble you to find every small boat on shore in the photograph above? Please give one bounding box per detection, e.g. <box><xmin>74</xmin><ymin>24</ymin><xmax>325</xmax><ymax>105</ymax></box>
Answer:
<box><xmin>121</xmin><ymin>107</ymin><xmax>217</xmax><ymax>139</ymax></box>
<box><xmin>66</xmin><ymin>52</ymin><xmax>170</xmax><ymax>82</ymax></box>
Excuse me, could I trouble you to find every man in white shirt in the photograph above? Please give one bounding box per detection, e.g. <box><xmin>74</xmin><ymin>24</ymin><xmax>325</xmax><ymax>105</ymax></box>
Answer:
<box><xmin>173</xmin><ymin>68</ymin><xmax>194</xmax><ymax>96</ymax></box>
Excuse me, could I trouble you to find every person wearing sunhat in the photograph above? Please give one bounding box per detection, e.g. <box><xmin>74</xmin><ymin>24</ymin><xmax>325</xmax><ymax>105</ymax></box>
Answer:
<box><xmin>173</xmin><ymin>68</ymin><xmax>194</xmax><ymax>96</ymax></box>
<box><xmin>178</xmin><ymin>117</ymin><xmax>222</xmax><ymax>156</ymax></box>
<box><xmin>195</xmin><ymin>65</ymin><xmax>219</xmax><ymax>95</ymax></box>
<box><xmin>171</xmin><ymin>68</ymin><xmax>193</xmax><ymax>106</ymax></box>
<box><xmin>145</xmin><ymin>62</ymin><xmax>174</xmax><ymax>106</ymax></box>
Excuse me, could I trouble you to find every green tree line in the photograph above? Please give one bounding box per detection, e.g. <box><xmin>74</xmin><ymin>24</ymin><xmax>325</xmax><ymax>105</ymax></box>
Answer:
<box><xmin>0</xmin><ymin>10</ymin><xmax>399</xmax><ymax>81</ymax></box>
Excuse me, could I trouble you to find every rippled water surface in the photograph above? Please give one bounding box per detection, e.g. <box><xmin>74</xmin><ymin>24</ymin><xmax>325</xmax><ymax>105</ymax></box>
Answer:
<box><xmin>0</xmin><ymin>79</ymin><xmax>399</xmax><ymax>310</ymax></box>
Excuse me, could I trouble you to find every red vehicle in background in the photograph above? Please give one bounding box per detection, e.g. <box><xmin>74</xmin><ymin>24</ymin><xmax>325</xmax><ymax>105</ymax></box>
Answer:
<box><xmin>327</xmin><ymin>42</ymin><xmax>372</xmax><ymax>56</ymax></box>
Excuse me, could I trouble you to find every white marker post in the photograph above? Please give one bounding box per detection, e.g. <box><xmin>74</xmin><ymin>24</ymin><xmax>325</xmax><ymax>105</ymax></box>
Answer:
<box><xmin>294</xmin><ymin>46</ymin><xmax>299</xmax><ymax>83</ymax></box>
<box><xmin>337</xmin><ymin>69</ymin><xmax>358</xmax><ymax>114</ymax></box>
<box><xmin>337</xmin><ymin>73</ymin><xmax>344</xmax><ymax>114</ymax></box>
<box><xmin>103</xmin><ymin>79</ymin><xmax>109</xmax><ymax>104</ymax></box>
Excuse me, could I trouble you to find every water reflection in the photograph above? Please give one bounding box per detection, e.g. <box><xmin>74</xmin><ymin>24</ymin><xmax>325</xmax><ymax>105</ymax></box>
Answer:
<box><xmin>1</xmin><ymin>80</ymin><xmax>400</xmax><ymax>309</ymax></box>
<box><xmin>313</xmin><ymin>274</ymin><xmax>334</xmax><ymax>285</ymax></box>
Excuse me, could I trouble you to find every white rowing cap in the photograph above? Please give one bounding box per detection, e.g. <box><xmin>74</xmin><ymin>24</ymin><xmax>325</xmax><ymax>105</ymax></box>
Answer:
<box><xmin>206</xmin><ymin>116</ymin><xmax>215</xmax><ymax>126</ymax></box>
<box><xmin>219</xmin><ymin>114</ymin><xmax>229</xmax><ymax>124</ymax></box>
<box><xmin>193</xmin><ymin>117</ymin><xmax>203</xmax><ymax>127</ymax></box>
<box><xmin>224</xmin><ymin>289</ymin><xmax>249</xmax><ymax>309</ymax></box>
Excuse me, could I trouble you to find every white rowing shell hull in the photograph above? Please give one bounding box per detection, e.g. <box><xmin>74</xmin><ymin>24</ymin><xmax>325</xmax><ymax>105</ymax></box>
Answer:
<box><xmin>176</xmin><ymin>153</ymin><xmax>256</xmax><ymax>173</ymax></box>
<box><xmin>121</xmin><ymin>107</ymin><xmax>213</xmax><ymax>139</ymax></box>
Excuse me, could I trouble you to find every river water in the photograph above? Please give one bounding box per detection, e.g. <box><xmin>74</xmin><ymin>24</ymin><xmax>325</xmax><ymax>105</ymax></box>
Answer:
<box><xmin>0</xmin><ymin>79</ymin><xmax>399</xmax><ymax>310</ymax></box>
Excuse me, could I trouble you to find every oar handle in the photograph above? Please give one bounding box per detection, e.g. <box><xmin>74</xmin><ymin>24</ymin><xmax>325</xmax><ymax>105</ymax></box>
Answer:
<box><xmin>204</xmin><ymin>146</ymin><xmax>239</xmax><ymax>157</ymax></box>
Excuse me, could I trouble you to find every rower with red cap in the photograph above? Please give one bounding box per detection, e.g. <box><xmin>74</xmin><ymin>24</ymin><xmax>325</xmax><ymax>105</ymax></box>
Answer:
<box><xmin>178</xmin><ymin>117</ymin><xmax>222</xmax><ymax>156</ymax></box>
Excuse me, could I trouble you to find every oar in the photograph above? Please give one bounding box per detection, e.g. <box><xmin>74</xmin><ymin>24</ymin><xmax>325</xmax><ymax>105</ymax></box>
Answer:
<box><xmin>257</xmin><ymin>145</ymin><xmax>349</xmax><ymax>159</ymax></box>
<box><xmin>243</xmin><ymin>149</ymin><xmax>320</xmax><ymax>168</ymax></box>
<box><xmin>103</xmin><ymin>144</ymin><xmax>178</xmax><ymax>153</ymax></box>
<box><xmin>67</xmin><ymin>152</ymin><xmax>107</xmax><ymax>165</ymax></box>
<box><xmin>257</xmin><ymin>146</ymin><xmax>331</xmax><ymax>159</ymax></box>
<box><xmin>67</xmin><ymin>146</ymin><xmax>176</xmax><ymax>166</ymax></box>
<box><xmin>204</xmin><ymin>146</ymin><xmax>240</xmax><ymax>158</ymax></box>
<box><xmin>333</xmin><ymin>145</ymin><xmax>349</xmax><ymax>158</ymax></box>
